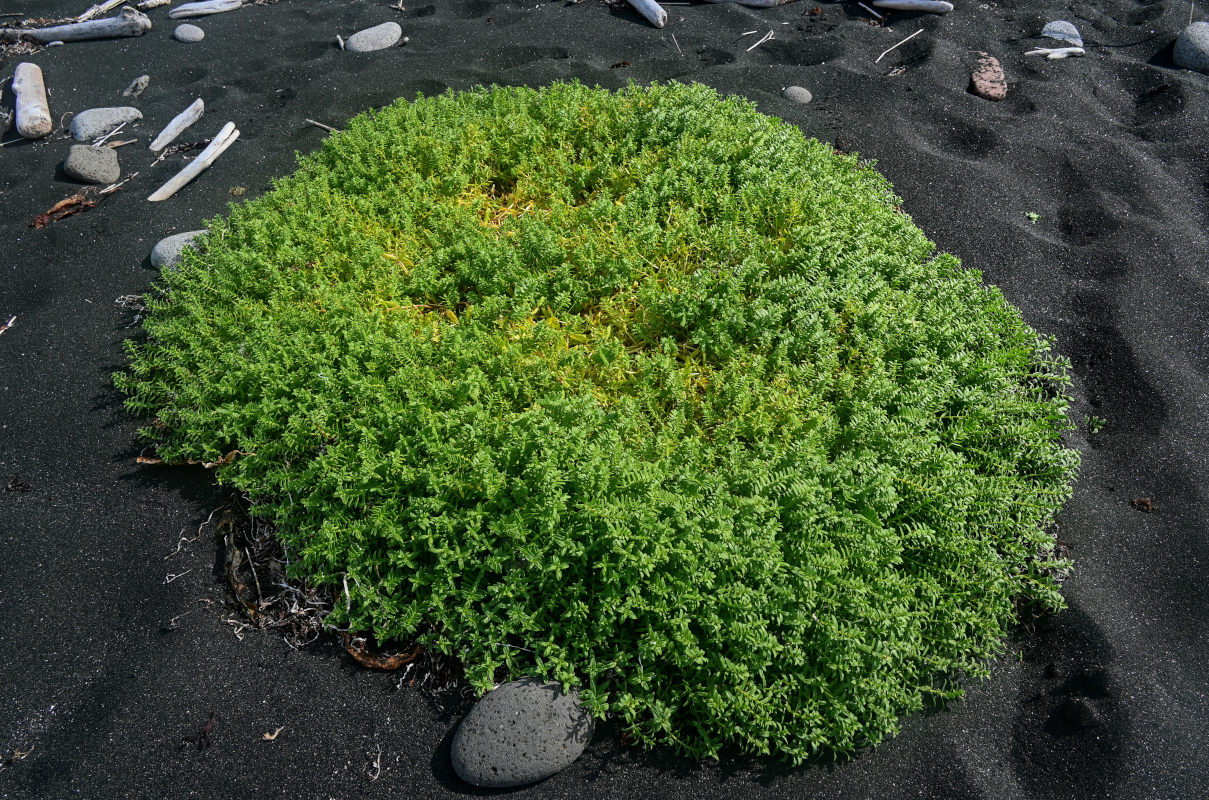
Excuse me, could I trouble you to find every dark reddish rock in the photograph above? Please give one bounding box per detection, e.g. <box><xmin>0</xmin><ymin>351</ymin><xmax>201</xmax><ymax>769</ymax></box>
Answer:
<box><xmin>970</xmin><ymin>52</ymin><xmax>1007</xmax><ymax>101</ymax></box>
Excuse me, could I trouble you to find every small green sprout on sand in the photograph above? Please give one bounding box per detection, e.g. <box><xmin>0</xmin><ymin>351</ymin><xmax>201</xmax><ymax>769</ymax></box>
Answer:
<box><xmin>1026</xmin><ymin>211</ymin><xmax>1041</xmax><ymax>224</ymax></box>
<box><xmin>117</xmin><ymin>81</ymin><xmax>1080</xmax><ymax>763</ymax></box>
<box><xmin>1086</xmin><ymin>415</ymin><xmax>1106</xmax><ymax>434</ymax></box>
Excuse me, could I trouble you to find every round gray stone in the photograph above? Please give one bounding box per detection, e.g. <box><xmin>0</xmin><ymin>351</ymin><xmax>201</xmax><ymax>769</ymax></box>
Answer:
<box><xmin>173</xmin><ymin>23</ymin><xmax>205</xmax><ymax>43</ymax></box>
<box><xmin>63</xmin><ymin>145</ymin><xmax>120</xmax><ymax>184</ymax></box>
<box><xmin>782</xmin><ymin>85</ymin><xmax>813</xmax><ymax>104</ymax></box>
<box><xmin>69</xmin><ymin>107</ymin><xmax>142</xmax><ymax>142</ymax></box>
<box><xmin>451</xmin><ymin>678</ymin><xmax>594</xmax><ymax>788</ymax></box>
<box><xmin>345</xmin><ymin>21</ymin><xmax>402</xmax><ymax>53</ymax></box>
<box><xmin>151</xmin><ymin>230</ymin><xmax>206</xmax><ymax>269</ymax></box>
<box><xmin>1174</xmin><ymin>22</ymin><xmax>1209</xmax><ymax>73</ymax></box>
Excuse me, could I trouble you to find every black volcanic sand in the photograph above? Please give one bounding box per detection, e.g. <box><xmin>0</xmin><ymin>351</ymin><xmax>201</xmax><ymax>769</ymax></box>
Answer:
<box><xmin>2</xmin><ymin>1</ymin><xmax>1207</xmax><ymax>797</ymax></box>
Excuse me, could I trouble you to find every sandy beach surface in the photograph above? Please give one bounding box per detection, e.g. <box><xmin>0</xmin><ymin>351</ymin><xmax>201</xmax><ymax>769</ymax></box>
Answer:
<box><xmin>2</xmin><ymin>1</ymin><xmax>1207</xmax><ymax>797</ymax></box>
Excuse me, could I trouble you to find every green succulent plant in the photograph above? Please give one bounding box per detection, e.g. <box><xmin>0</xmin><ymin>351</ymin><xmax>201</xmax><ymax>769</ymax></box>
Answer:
<box><xmin>117</xmin><ymin>81</ymin><xmax>1080</xmax><ymax>762</ymax></box>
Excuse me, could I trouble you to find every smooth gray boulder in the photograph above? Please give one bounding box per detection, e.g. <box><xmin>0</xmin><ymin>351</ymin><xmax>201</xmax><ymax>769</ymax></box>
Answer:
<box><xmin>345</xmin><ymin>21</ymin><xmax>402</xmax><ymax>53</ymax></box>
<box><xmin>173</xmin><ymin>23</ymin><xmax>205</xmax><ymax>43</ymax></box>
<box><xmin>63</xmin><ymin>145</ymin><xmax>120</xmax><ymax>184</ymax></box>
<box><xmin>782</xmin><ymin>85</ymin><xmax>813</xmax><ymax>104</ymax></box>
<box><xmin>150</xmin><ymin>230</ymin><xmax>206</xmax><ymax>269</ymax></box>
<box><xmin>1174</xmin><ymin>22</ymin><xmax>1209</xmax><ymax>73</ymax></box>
<box><xmin>69</xmin><ymin>107</ymin><xmax>142</xmax><ymax>141</ymax></box>
<box><xmin>451</xmin><ymin>678</ymin><xmax>594</xmax><ymax>788</ymax></box>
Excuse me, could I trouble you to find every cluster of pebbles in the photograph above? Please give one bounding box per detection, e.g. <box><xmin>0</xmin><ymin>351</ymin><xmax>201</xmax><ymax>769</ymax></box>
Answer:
<box><xmin>2</xmin><ymin>1</ymin><xmax>410</xmax><ymax>202</ymax></box>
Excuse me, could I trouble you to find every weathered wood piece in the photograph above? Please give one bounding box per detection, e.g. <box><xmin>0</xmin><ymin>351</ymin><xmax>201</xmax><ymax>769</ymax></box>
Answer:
<box><xmin>626</xmin><ymin>0</ymin><xmax>666</xmax><ymax>28</ymax></box>
<box><xmin>150</xmin><ymin>97</ymin><xmax>204</xmax><ymax>151</ymax></box>
<box><xmin>701</xmin><ymin>0</ymin><xmax>802</xmax><ymax>6</ymax></box>
<box><xmin>13</xmin><ymin>62</ymin><xmax>52</xmax><ymax>139</ymax></box>
<box><xmin>76</xmin><ymin>0</ymin><xmax>125</xmax><ymax>22</ymax></box>
<box><xmin>137</xmin><ymin>0</ymin><xmax>173</xmax><ymax>8</ymax></box>
<box><xmin>148</xmin><ymin>121</ymin><xmax>239</xmax><ymax>201</ymax></box>
<box><xmin>0</xmin><ymin>7</ymin><xmax>152</xmax><ymax>44</ymax></box>
<box><xmin>1024</xmin><ymin>46</ymin><xmax>1085</xmax><ymax>59</ymax></box>
<box><xmin>168</xmin><ymin>0</ymin><xmax>243</xmax><ymax>19</ymax></box>
<box><xmin>871</xmin><ymin>0</ymin><xmax>953</xmax><ymax>12</ymax></box>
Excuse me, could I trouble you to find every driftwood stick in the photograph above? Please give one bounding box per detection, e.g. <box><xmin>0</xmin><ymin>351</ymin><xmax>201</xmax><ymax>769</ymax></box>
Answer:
<box><xmin>76</xmin><ymin>0</ymin><xmax>125</xmax><ymax>22</ymax></box>
<box><xmin>169</xmin><ymin>0</ymin><xmax>243</xmax><ymax>19</ymax></box>
<box><xmin>871</xmin><ymin>0</ymin><xmax>953</xmax><ymax>12</ymax></box>
<box><xmin>148</xmin><ymin>121</ymin><xmax>239</xmax><ymax>201</ymax></box>
<box><xmin>0</xmin><ymin>7</ymin><xmax>152</xmax><ymax>44</ymax></box>
<box><xmin>150</xmin><ymin>97</ymin><xmax>204</xmax><ymax>151</ymax></box>
<box><xmin>1024</xmin><ymin>46</ymin><xmax>1085</xmax><ymax>59</ymax></box>
<box><xmin>626</xmin><ymin>0</ymin><xmax>667</xmax><ymax>28</ymax></box>
<box><xmin>13</xmin><ymin>63</ymin><xmax>52</xmax><ymax>139</ymax></box>
<box><xmin>137</xmin><ymin>0</ymin><xmax>173</xmax><ymax>8</ymax></box>
<box><xmin>700</xmin><ymin>0</ymin><xmax>801</xmax><ymax>6</ymax></box>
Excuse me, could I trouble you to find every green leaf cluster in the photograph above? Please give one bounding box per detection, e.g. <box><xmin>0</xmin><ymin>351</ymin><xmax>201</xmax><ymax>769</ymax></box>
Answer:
<box><xmin>116</xmin><ymin>81</ymin><xmax>1080</xmax><ymax>761</ymax></box>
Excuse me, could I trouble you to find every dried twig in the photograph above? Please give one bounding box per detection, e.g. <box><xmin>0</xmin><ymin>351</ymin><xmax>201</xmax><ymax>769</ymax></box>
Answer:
<box><xmin>858</xmin><ymin>2</ymin><xmax>884</xmax><ymax>20</ymax></box>
<box><xmin>0</xmin><ymin>316</ymin><xmax>14</xmax><ymax>336</ymax></box>
<box><xmin>746</xmin><ymin>29</ymin><xmax>774</xmax><ymax>51</ymax></box>
<box><xmin>305</xmin><ymin>118</ymin><xmax>338</xmax><ymax>133</ymax></box>
<box><xmin>875</xmin><ymin>27</ymin><xmax>922</xmax><ymax>63</ymax></box>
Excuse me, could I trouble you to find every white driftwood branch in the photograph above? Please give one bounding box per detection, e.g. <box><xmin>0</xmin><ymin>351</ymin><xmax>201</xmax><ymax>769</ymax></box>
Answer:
<box><xmin>76</xmin><ymin>0</ymin><xmax>125</xmax><ymax>22</ymax></box>
<box><xmin>1024</xmin><ymin>46</ymin><xmax>1085</xmax><ymax>59</ymax></box>
<box><xmin>138</xmin><ymin>0</ymin><xmax>173</xmax><ymax>8</ymax></box>
<box><xmin>0</xmin><ymin>7</ymin><xmax>152</xmax><ymax>43</ymax></box>
<box><xmin>701</xmin><ymin>0</ymin><xmax>802</xmax><ymax>6</ymax></box>
<box><xmin>150</xmin><ymin>97</ymin><xmax>204</xmax><ymax>151</ymax></box>
<box><xmin>168</xmin><ymin>0</ymin><xmax>243</xmax><ymax>19</ymax></box>
<box><xmin>13</xmin><ymin>63</ymin><xmax>52</xmax><ymax>139</ymax></box>
<box><xmin>872</xmin><ymin>0</ymin><xmax>953</xmax><ymax>12</ymax></box>
<box><xmin>148</xmin><ymin>121</ymin><xmax>239</xmax><ymax>201</ymax></box>
<box><xmin>626</xmin><ymin>0</ymin><xmax>667</xmax><ymax>28</ymax></box>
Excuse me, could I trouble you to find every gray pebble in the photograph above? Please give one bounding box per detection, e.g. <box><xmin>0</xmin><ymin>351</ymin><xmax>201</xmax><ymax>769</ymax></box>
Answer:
<box><xmin>173</xmin><ymin>23</ymin><xmax>205</xmax><ymax>43</ymax></box>
<box><xmin>1041</xmin><ymin>20</ymin><xmax>1083</xmax><ymax>48</ymax></box>
<box><xmin>63</xmin><ymin>145</ymin><xmax>120</xmax><ymax>184</ymax></box>
<box><xmin>150</xmin><ymin>230</ymin><xmax>206</xmax><ymax>269</ymax></box>
<box><xmin>1174</xmin><ymin>22</ymin><xmax>1209</xmax><ymax>74</ymax></box>
<box><xmin>345</xmin><ymin>21</ymin><xmax>402</xmax><ymax>53</ymax></box>
<box><xmin>122</xmin><ymin>75</ymin><xmax>150</xmax><ymax>98</ymax></box>
<box><xmin>69</xmin><ymin>107</ymin><xmax>142</xmax><ymax>141</ymax></box>
<box><xmin>782</xmin><ymin>85</ymin><xmax>813</xmax><ymax>104</ymax></box>
<box><xmin>451</xmin><ymin>678</ymin><xmax>594</xmax><ymax>788</ymax></box>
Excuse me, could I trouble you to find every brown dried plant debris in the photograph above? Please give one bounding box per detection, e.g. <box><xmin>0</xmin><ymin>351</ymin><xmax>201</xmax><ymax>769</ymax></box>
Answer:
<box><xmin>1131</xmin><ymin>497</ymin><xmax>1156</xmax><ymax>513</ymax></box>
<box><xmin>32</xmin><ymin>191</ymin><xmax>99</xmax><ymax>228</ymax></box>
<box><xmin>211</xmin><ymin>505</ymin><xmax>472</xmax><ymax>705</ymax></box>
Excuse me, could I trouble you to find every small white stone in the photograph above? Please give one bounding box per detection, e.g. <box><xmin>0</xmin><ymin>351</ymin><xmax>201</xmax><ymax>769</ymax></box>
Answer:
<box><xmin>782</xmin><ymin>85</ymin><xmax>813</xmax><ymax>104</ymax></box>
<box><xmin>1174</xmin><ymin>22</ymin><xmax>1209</xmax><ymax>74</ymax></box>
<box><xmin>345</xmin><ymin>21</ymin><xmax>403</xmax><ymax>53</ymax></box>
<box><xmin>174</xmin><ymin>24</ymin><xmax>205</xmax><ymax>43</ymax></box>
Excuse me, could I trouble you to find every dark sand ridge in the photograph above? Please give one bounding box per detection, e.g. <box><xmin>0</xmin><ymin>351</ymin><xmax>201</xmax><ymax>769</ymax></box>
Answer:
<box><xmin>1</xmin><ymin>0</ymin><xmax>1207</xmax><ymax>797</ymax></box>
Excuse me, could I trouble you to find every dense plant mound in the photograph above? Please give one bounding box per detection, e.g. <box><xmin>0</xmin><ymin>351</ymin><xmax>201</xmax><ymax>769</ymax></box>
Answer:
<box><xmin>118</xmin><ymin>81</ymin><xmax>1080</xmax><ymax>761</ymax></box>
